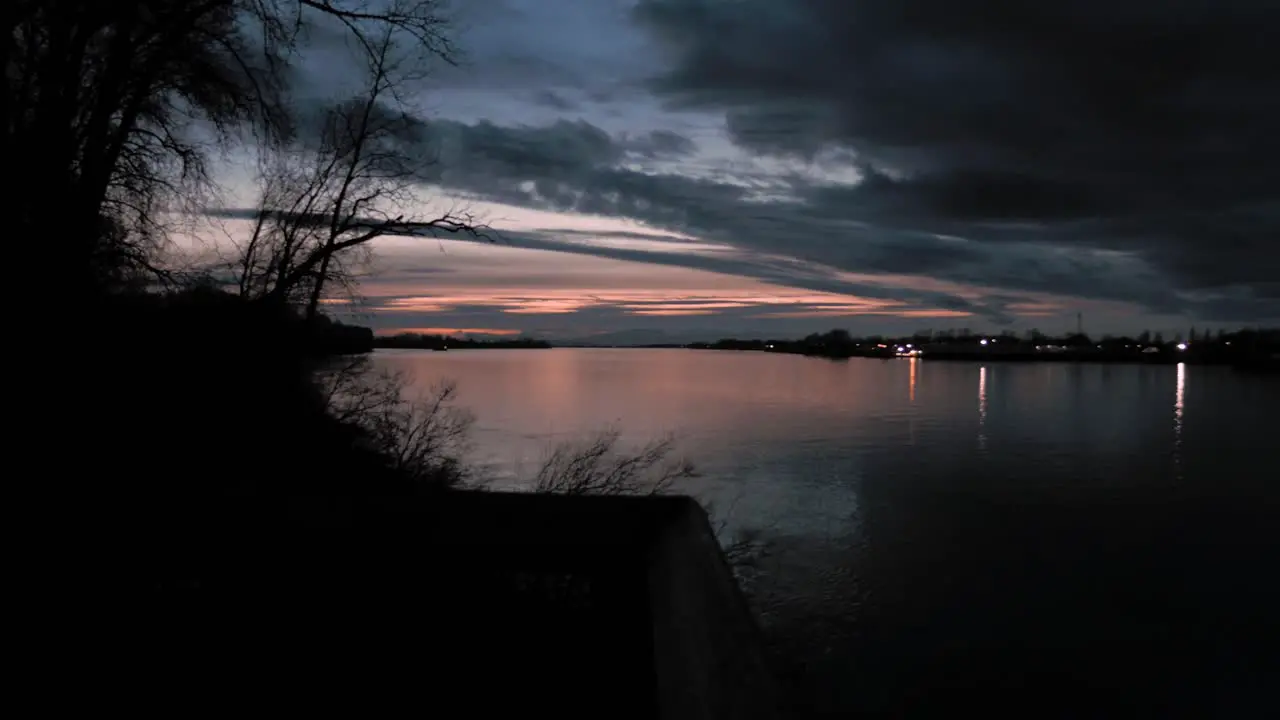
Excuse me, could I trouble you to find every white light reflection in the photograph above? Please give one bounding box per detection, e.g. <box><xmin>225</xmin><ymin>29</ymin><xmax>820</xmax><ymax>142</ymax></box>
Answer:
<box><xmin>978</xmin><ymin>366</ymin><xmax>988</xmax><ymax>451</ymax></box>
<box><xmin>1174</xmin><ymin>362</ymin><xmax>1185</xmax><ymax>479</ymax></box>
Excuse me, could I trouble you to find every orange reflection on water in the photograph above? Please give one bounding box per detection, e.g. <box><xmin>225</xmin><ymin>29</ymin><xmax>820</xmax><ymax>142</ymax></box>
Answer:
<box><xmin>909</xmin><ymin>357</ymin><xmax>918</xmax><ymax>402</ymax></box>
<box><xmin>377</xmin><ymin>348</ymin><xmax>896</xmax><ymax>458</ymax></box>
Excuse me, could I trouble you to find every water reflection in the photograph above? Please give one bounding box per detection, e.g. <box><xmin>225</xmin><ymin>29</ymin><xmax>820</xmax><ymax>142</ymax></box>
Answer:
<box><xmin>978</xmin><ymin>365</ymin><xmax>988</xmax><ymax>451</ymax></box>
<box><xmin>379</xmin><ymin>348</ymin><xmax>1276</xmax><ymax>502</ymax></box>
<box><xmin>1174</xmin><ymin>362</ymin><xmax>1185</xmax><ymax>479</ymax></box>
<box><xmin>907</xmin><ymin>358</ymin><xmax>920</xmax><ymax>445</ymax></box>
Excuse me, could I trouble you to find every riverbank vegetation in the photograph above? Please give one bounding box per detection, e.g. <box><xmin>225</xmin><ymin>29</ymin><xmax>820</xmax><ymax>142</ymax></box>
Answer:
<box><xmin>11</xmin><ymin>1</ymin><xmax>758</xmax><ymax>593</ymax></box>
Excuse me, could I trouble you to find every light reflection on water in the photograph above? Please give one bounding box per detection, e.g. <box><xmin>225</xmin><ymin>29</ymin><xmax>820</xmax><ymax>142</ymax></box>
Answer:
<box><xmin>376</xmin><ymin>348</ymin><xmax>1279</xmax><ymax>712</ymax></box>
<box><xmin>977</xmin><ymin>365</ymin><xmax>988</xmax><ymax>452</ymax></box>
<box><xmin>376</xmin><ymin>348</ymin><xmax>1276</xmax><ymax>537</ymax></box>
<box><xmin>1175</xmin><ymin>361</ymin><xmax>1186</xmax><ymax>480</ymax></box>
<box><xmin>908</xmin><ymin>356</ymin><xmax>918</xmax><ymax>403</ymax></box>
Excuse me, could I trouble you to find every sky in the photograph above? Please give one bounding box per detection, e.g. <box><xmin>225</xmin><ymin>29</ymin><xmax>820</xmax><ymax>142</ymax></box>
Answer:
<box><xmin>204</xmin><ymin>0</ymin><xmax>1280</xmax><ymax>342</ymax></box>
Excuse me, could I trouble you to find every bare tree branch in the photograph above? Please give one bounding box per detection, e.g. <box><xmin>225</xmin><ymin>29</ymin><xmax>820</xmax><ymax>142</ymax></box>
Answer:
<box><xmin>226</xmin><ymin>16</ymin><xmax>488</xmax><ymax>317</ymax></box>
<box><xmin>314</xmin><ymin>356</ymin><xmax>473</xmax><ymax>490</ymax></box>
<box><xmin>531</xmin><ymin>429</ymin><xmax>699</xmax><ymax>497</ymax></box>
<box><xmin>8</xmin><ymin>0</ymin><xmax>462</xmax><ymax>295</ymax></box>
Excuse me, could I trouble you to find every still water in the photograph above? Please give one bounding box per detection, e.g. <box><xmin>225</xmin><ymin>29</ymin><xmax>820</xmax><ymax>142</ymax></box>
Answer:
<box><xmin>376</xmin><ymin>349</ymin><xmax>1279</xmax><ymax>715</ymax></box>
<box><xmin>377</xmin><ymin>348</ymin><xmax>1274</xmax><ymax>520</ymax></box>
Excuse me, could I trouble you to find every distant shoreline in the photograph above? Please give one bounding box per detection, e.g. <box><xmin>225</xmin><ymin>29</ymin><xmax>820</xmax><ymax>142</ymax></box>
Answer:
<box><xmin>378</xmin><ymin>344</ymin><xmax>1277</xmax><ymax>371</ymax></box>
<box><xmin>695</xmin><ymin>345</ymin><xmax>1274</xmax><ymax>367</ymax></box>
<box><xmin>682</xmin><ymin>343</ymin><xmax>1279</xmax><ymax>373</ymax></box>
<box><xmin>369</xmin><ymin>332</ymin><xmax>1278</xmax><ymax>372</ymax></box>
<box><xmin>373</xmin><ymin>334</ymin><xmax>551</xmax><ymax>351</ymax></box>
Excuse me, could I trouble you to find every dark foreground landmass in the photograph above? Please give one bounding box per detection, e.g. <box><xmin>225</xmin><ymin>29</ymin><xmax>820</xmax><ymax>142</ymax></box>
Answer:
<box><xmin>52</xmin><ymin>293</ymin><xmax>1280</xmax><ymax>718</ymax></box>
<box><xmin>61</xmin><ymin>290</ymin><xmax>773</xmax><ymax>718</ymax></box>
<box><xmin>103</xmin><ymin>492</ymin><xmax>780</xmax><ymax>719</ymax></box>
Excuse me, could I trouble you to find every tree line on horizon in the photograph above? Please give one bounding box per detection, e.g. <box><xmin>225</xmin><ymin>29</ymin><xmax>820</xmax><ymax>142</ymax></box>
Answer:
<box><xmin>375</xmin><ymin>332</ymin><xmax>551</xmax><ymax>350</ymax></box>
<box><xmin>694</xmin><ymin>326</ymin><xmax>1279</xmax><ymax>363</ymax></box>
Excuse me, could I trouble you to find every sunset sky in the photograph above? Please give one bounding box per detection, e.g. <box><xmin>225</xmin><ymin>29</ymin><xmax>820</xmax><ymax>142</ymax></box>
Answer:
<box><xmin>204</xmin><ymin>0</ymin><xmax>1280</xmax><ymax>341</ymax></box>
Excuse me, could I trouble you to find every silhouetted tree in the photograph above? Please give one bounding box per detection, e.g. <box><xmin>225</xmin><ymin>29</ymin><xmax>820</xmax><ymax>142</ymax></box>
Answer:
<box><xmin>315</xmin><ymin>355</ymin><xmax>474</xmax><ymax>491</ymax></box>
<box><xmin>227</xmin><ymin>21</ymin><xmax>485</xmax><ymax>318</ymax></box>
<box><xmin>529</xmin><ymin>430</ymin><xmax>764</xmax><ymax>578</ymax></box>
<box><xmin>532</xmin><ymin>429</ymin><xmax>696</xmax><ymax>496</ymax></box>
<box><xmin>1064</xmin><ymin>332</ymin><xmax>1091</xmax><ymax>347</ymax></box>
<box><xmin>5</xmin><ymin>0</ymin><xmax>458</xmax><ymax>295</ymax></box>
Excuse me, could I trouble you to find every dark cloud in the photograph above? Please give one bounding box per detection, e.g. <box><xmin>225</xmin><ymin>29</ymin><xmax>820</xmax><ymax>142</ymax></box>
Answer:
<box><xmin>424</xmin><ymin>118</ymin><xmax>622</xmax><ymax>186</ymax></box>
<box><xmin>500</xmin><ymin>229</ymin><xmax>1008</xmax><ymax>319</ymax></box>
<box><xmin>632</xmin><ymin>0</ymin><xmax>1280</xmax><ymax>308</ymax></box>
<box><xmin>530</xmin><ymin>89</ymin><xmax>579</xmax><ymax>111</ymax></box>
<box><xmin>536</xmin><ymin>228</ymin><xmax>711</xmax><ymax>245</ymax></box>
<box><xmin>392</xmin><ymin>117</ymin><xmax>1217</xmax><ymax>321</ymax></box>
<box><xmin>620</xmin><ymin>129</ymin><xmax>698</xmax><ymax>158</ymax></box>
<box><xmin>435</xmin><ymin>0</ymin><xmax>654</xmax><ymax>96</ymax></box>
<box><xmin>217</xmin><ymin>82</ymin><xmax>1280</xmax><ymax>324</ymax></box>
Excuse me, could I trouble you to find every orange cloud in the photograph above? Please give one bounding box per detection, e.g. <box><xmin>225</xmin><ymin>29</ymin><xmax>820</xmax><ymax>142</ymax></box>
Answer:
<box><xmin>1006</xmin><ymin>301</ymin><xmax>1065</xmax><ymax>317</ymax></box>
<box><xmin>376</xmin><ymin>327</ymin><xmax>524</xmax><ymax>336</ymax></box>
<box><xmin>617</xmin><ymin>301</ymin><xmax>757</xmax><ymax>311</ymax></box>
<box><xmin>626</xmin><ymin>309</ymin><xmax>719</xmax><ymax>316</ymax></box>
<box><xmin>376</xmin><ymin>289</ymin><xmax>919</xmax><ymax>317</ymax></box>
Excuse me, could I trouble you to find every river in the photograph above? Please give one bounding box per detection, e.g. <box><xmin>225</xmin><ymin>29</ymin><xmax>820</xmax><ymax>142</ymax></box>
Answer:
<box><xmin>376</xmin><ymin>348</ymin><xmax>1279</xmax><ymax>716</ymax></box>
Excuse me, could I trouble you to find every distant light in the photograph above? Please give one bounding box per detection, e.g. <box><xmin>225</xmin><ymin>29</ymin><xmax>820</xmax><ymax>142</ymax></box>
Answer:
<box><xmin>980</xmin><ymin>339</ymin><xmax>989</xmax><ymax>345</ymax></box>
<box><xmin>992</xmin><ymin>339</ymin><xmax>997</xmax><ymax>343</ymax></box>
<box><xmin>766</xmin><ymin>344</ymin><xmax>774</xmax><ymax>349</ymax></box>
<box><xmin>1177</xmin><ymin>343</ymin><xmax>1188</xmax><ymax>351</ymax></box>
<box><xmin>896</xmin><ymin>346</ymin><xmax>905</xmax><ymax>353</ymax></box>
<box><xmin>906</xmin><ymin>343</ymin><xmax>913</xmax><ymax>348</ymax></box>
<box><xmin>1226</xmin><ymin>341</ymin><xmax>1231</xmax><ymax>346</ymax></box>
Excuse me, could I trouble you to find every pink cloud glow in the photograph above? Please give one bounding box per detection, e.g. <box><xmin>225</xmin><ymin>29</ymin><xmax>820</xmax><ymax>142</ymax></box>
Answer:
<box><xmin>376</xmin><ymin>327</ymin><xmax>524</xmax><ymax>336</ymax></box>
<box><xmin>191</xmin><ymin>212</ymin><xmax>1152</xmax><ymax>337</ymax></box>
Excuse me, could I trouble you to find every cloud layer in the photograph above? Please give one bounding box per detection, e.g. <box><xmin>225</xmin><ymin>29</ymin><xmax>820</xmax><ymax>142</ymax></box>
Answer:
<box><xmin>215</xmin><ymin>0</ymin><xmax>1280</xmax><ymax>336</ymax></box>
<box><xmin>632</xmin><ymin>0</ymin><xmax>1280</xmax><ymax>312</ymax></box>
